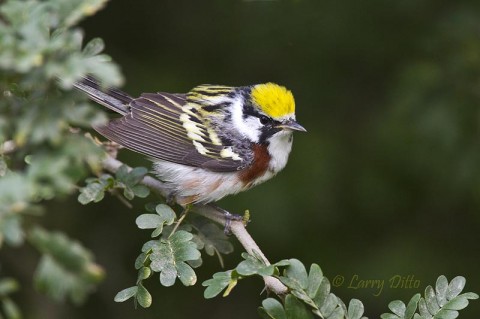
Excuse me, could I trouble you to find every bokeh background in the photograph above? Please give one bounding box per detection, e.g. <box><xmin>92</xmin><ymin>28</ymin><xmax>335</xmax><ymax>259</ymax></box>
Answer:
<box><xmin>5</xmin><ymin>0</ymin><xmax>480</xmax><ymax>318</ymax></box>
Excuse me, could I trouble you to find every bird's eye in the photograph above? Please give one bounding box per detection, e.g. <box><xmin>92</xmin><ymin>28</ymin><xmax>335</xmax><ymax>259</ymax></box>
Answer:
<box><xmin>259</xmin><ymin>116</ymin><xmax>270</xmax><ymax>125</ymax></box>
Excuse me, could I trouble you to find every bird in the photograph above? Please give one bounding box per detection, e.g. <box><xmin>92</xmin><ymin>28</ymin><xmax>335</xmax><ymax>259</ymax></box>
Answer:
<box><xmin>74</xmin><ymin>77</ymin><xmax>306</xmax><ymax>206</ymax></box>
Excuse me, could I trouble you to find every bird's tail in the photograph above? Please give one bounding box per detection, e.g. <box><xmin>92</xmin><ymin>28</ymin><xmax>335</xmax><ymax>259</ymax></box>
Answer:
<box><xmin>73</xmin><ymin>76</ymin><xmax>132</xmax><ymax>115</ymax></box>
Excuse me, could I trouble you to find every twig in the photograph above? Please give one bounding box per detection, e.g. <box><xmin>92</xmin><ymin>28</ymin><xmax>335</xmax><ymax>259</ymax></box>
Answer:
<box><xmin>102</xmin><ymin>155</ymin><xmax>288</xmax><ymax>296</ymax></box>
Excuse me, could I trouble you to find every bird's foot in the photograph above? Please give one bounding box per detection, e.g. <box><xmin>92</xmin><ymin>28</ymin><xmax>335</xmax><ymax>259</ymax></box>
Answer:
<box><xmin>223</xmin><ymin>211</ymin><xmax>244</xmax><ymax>235</ymax></box>
<box><xmin>208</xmin><ymin>204</ymin><xmax>244</xmax><ymax>235</ymax></box>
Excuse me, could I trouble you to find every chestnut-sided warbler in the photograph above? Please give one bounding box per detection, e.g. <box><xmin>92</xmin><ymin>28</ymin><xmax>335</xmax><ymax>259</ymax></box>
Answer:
<box><xmin>75</xmin><ymin>77</ymin><xmax>306</xmax><ymax>205</ymax></box>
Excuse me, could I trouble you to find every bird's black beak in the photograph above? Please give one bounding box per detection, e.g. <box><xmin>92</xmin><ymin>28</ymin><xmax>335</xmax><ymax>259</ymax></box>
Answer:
<box><xmin>276</xmin><ymin>120</ymin><xmax>307</xmax><ymax>132</ymax></box>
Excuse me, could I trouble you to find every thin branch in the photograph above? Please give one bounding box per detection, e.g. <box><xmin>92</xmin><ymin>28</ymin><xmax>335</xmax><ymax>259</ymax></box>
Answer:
<box><xmin>102</xmin><ymin>155</ymin><xmax>288</xmax><ymax>296</ymax></box>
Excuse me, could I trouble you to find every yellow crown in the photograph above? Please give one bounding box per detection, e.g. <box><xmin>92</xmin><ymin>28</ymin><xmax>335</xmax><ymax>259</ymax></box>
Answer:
<box><xmin>251</xmin><ymin>83</ymin><xmax>295</xmax><ymax>118</ymax></box>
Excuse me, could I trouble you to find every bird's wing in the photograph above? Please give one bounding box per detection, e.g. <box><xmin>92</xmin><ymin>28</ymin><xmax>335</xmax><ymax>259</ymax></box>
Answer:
<box><xmin>94</xmin><ymin>92</ymin><xmax>250</xmax><ymax>172</ymax></box>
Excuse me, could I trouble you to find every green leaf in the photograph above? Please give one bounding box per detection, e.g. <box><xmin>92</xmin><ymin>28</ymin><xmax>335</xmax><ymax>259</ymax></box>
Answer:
<box><xmin>123</xmin><ymin>187</ymin><xmax>135</xmax><ymax>200</ymax></box>
<box><xmin>0</xmin><ymin>215</ymin><xmax>24</xmax><ymax>246</ymax></box>
<box><xmin>136</xmin><ymin>204</ymin><xmax>176</xmax><ymax>237</ymax></box>
<box><xmin>436</xmin><ymin>276</ymin><xmax>449</xmax><ymax>307</ymax></box>
<box><xmin>320</xmin><ymin>293</ymin><xmax>339</xmax><ymax>318</ymax></box>
<box><xmin>176</xmin><ymin>261</ymin><xmax>197</xmax><ymax>286</ymax></box>
<box><xmin>260</xmin><ymin>298</ymin><xmax>287</xmax><ymax>319</ymax></box>
<box><xmin>291</xmin><ymin>289</ymin><xmax>318</xmax><ymax>310</ymax></box>
<box><xmin>82</xmin><ymin>38</ymin><xmax>105</xmax><ymax>57</ymax></box>
<box><xmin>347</xmin><ymin>299</ymin><xmax>365</xmax><ymax>319</ymax></box>
<box><xmin>280</xmin><ymin>276</ymin><xmax>304</xmax><ymax>292</ymax></box>
<box><xmin>0</xmin><ymin>278</ymin><xmax>19</xmax><ymax>295</ymax></box>
<box><xmin>126</xmin><ymin>167</ymin><xmax>148</xmax><ymax>185</ymax></box>
<box><xmin>78</xmin><ymin>182</ymin><xmax>104</xmax><ymax>204</ymax></box>
<box><xmin>148</xmin><ymin>230</ymin><xmax>200</xmax><ymax>287</ymax></box>
<box><xmin>114</xmin><ymin>286</ymin><xmax>138</xmax><ymax>303</ymax></box>
<box><xmin>274</xmin><ymin>259</ymin><xmax>291</xmax><ymax>267</ymax></box>
<box><xmin>446</xmin><ymin>277</ymin><xmax>465</xmax><ymax>300</ymax></box>
<box><xmin>405</xmin><ymin>294</ymin><xmax>421</xmax><ymax>319</ymax></box>
<box><xmin>327</xmin><ymin>306</ymin><xmax>345</xmax><ymax>319</ymax></box>
<box><xmin>388</xmin><ymin>300</ymin><xmax>406</xmax><ymax>317</ymax></box>
<box><xmin>132</xmin><ymin>185</ymin><xmax>150</xmax><ymax>198</ymax></box>
<box><xmin>462</xmin><ymin>292</ymin><xmax>479</xmax><ymax>300</ymax></box>
<box><xmin>125</xmin><ymin>167</ymin><xmax>148</xmax><ymax>186</ymax></box>
<box><xmin>425</xmin><ymin>285</ymin><xmax>439</xmax><ymax>314</ymax></box>
<box><xmin>156</xmin><ymin>204</ymin><xmax>176</xmax><ymax>223</ymax></box>
<box><xmin>285</xmin><ymin>294</ymin><xmax>314</xmax><ymax>319</ymax></box>
<box><xmin>306</xmin><ymin>263</ymin><xmax>323</xmax><ymax>299</ymax></box>
<box><xmin>137</xmin><ymin>267</ymin><xmax>152</xmax><ymax>281</ymax></box>
<box><xmin>192</xmin><ymin>220</ymin><xmax>233</xmax><ymax>257</ymax></box>
<box><xmin>236</xmin><ymin>253</ymin><xmax>274</xmax><ymax>276</ymax></box>
<box><xmin>115</xmin><ymin>165</ymin><xmax>129</xmax><ymax>181</ymax></box>
<box><xmin>313</xmin><ymin>277</ymin><xmax>331</xmax><ymax>308</ymax></box>
<box><xmin>136</xmin><ymin>214</ymin><xmax>163</xmax><ymax>229</ymax></box>
<box><xmin>159</xmin><ymin>264</ymin><xmax>177</xmax><ymax>287</ymax></box>
<box><xmin>151</xmin><ymin>227</ymin><xmax>164</xmax><ymax>238</ymax></box>
<box><xmin>134</xmin><ymin>252</ymin><xmax>149</xmax><ymax>270</ymax></box>
<box><xmin>2</xmin><ymin>297</ymin><xmax>21</xmax><ymax>319</ymax></box>
<box><xmin>202</xmin><ymin>271</ymin><xmax>232</xmax><ymax>299</ymax></box>
<box><xmin>136</xmin><ymin>283</ymin><xmax>152</xmax><ymax>308</ymax></box>
<box><xmin>284</xmin><ymin>259</ymin><xmax>308</xmax><ymax>290</ymax></box>
<box><xmin>418</xmin><ymin>298</ymin><xmax>430</xmax><ymax>318</ymax></box>
<box><xmin>380</xmin><ymin>314</ymin><xmax>400</xmax><ymax>319</ymax></box>
<box><xmin>434</xmin><ymin>309</ymin><xmax>458</xmax><ymax>319</ymax></box>
<box><xmin>187</xmin><ymin>257</ymin><xmax>203</xmax><ymax>269</ymax></box>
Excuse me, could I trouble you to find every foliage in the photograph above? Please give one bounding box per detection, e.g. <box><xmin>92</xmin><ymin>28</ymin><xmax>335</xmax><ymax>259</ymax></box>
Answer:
<box><xmin>114</xmin><ymin>204</ymin><xmax>234</xmax><ymax>308</ymax></box>
<box><xmin>381</xmin><ymin>276</ymin><xmax>479</xmax><ymax>319</ymax></box>
<box><xmin>0</xmin><ymin>0</ymin><xmax>121</xmax><ymax>308</ymax></box>
<box><xmin>203</xmin><ymin>255</ymin><xmax>367</xmax><ymax>319</ymax></box>
<box><xmin>78</xmin><ymin>165</ymin><xmax>150</xmax><ymax>204</ymax></box>
<box><xmin>28</xmin><ymin>227</ymin><xmax>104</xmax><ymax>304</ymax></box>
<box><xmin>0</xmin><ymin>277</ymin><xmax>21</xmax><ymax>319</ymax></box>
<box><xmin>202</xmin><ymin>255</ymin><xmax>477</xmax><ymax>319</ymax></box>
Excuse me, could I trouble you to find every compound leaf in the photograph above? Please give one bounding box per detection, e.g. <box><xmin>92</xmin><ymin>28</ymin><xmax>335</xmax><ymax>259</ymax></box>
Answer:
<box><xmin>236</xmin><ymin>253</ymin><xmax>274</xmax><ymax>277</ymax></box>
<box><xmin>148</xmin><ymin>230</ymin><xmax>200</xmax><ymax>287</ymax></box>
<box><xmin>202</xmin><ymin>271</ymin><xmax>233</xmax><ymax>299</ymax></box>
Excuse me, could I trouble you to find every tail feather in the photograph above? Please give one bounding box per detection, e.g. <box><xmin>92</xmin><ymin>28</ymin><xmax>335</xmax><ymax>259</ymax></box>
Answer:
<box><xmin>73</xmin><ymin>76</ymin><xmax>132</xmax><ymax>115</ymax></box>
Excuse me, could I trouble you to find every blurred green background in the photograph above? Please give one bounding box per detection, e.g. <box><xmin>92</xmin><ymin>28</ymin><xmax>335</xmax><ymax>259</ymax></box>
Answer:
<box><xmin>4</xmin><ymin>0</ymin><xmax>480</xmax><ymax>318</ymax></box>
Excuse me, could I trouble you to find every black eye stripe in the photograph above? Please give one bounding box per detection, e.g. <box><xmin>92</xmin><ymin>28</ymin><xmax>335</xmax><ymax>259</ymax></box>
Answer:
<box><xmin>241</xmin><ymin>104</ymin><xmax>271</xmax><ymax>122</ymax></box>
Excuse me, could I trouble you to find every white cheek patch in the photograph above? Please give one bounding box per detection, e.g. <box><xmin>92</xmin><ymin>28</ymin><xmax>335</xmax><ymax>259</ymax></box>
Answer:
<box><xmin>230</xmin><ymin>98</ymin><xmax>261</xmax><ymax>143</ymax></box>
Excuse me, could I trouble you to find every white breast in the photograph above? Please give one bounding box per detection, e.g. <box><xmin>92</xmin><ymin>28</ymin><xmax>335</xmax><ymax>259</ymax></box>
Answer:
<box><xmin>152</xmin><ymin>131</ymin><xmax>294</xmax><ymax>205</ymax></box>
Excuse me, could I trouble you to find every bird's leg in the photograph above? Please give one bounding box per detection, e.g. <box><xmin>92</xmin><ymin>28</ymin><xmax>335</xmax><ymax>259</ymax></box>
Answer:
<box><xmin>208</xmin><ymin>204</ymin><xmax>244</xmax><ymax>235</ymax></box>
